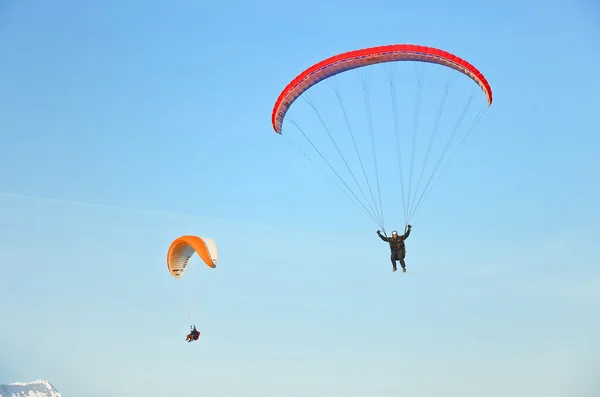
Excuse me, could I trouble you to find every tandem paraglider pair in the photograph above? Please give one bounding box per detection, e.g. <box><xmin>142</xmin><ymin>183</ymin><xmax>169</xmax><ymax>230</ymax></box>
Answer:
<box><xmin>166</xmin><ymin>235</ymin><xmax>218</xmax><ymax>344</ymax></box>
<box><xmin>377</xmin><ymin>225</ymin><xmax>412</xmax><ymax>273</ymax></box>
<box><xmin>186</xmin><ymin>325</ymin><xmax>200</xmax><ymax>342</ymax></box>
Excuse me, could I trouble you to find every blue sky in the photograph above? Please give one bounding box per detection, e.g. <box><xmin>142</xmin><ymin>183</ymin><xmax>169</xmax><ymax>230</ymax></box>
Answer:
<box><xmin>0</xmin><ymin>0</ymin><xmax>599</xmax><ymax>396</ymax></box>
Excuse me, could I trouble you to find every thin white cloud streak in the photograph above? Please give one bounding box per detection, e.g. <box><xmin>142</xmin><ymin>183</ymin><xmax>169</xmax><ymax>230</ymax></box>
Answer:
<box><xmin>0</xmin><ymin>191</ymin><xmax>243</xmax><ymax>224</ymax></box>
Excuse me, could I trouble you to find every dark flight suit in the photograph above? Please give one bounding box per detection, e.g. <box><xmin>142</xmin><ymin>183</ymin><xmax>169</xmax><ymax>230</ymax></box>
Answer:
<box><xmin>377</xmin><ymin>228</ymin><xmax>411</xmax><ymax>270</ymax></box>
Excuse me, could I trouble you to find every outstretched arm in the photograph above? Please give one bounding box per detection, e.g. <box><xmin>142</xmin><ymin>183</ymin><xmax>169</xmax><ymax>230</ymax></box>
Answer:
<box><xmin>377</xmin><ymin>231</ymin><xmax>389</xmax><ymax>242</ymax></box>
<box><xmin>402</xmin><ymin>225</ymin><xmax>412</xmax><ymax>240</ymax></box>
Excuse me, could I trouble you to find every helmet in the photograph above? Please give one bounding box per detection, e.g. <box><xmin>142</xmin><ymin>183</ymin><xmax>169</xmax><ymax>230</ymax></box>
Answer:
<box><xmin>392</xmin><ymin>230</ymin><xmax>398</xmax><ymax>235</ymax></box>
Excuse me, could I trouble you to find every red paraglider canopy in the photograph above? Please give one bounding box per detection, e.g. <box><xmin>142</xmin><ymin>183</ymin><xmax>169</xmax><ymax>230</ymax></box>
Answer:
<box><xmin>272</xmin><ymin>44</ymin><xmax>493</xmax><ymax>134</ymax></box>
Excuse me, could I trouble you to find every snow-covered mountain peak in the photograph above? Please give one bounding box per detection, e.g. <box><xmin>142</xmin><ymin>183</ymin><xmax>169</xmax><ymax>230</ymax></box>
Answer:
<box><xmin>0</xmin><ymin>379</ymin><xmax>62</xmax><ymax>397</ymax></box>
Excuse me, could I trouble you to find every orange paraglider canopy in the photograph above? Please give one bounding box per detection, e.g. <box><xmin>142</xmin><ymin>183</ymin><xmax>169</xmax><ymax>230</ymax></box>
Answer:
<box><xmin>166</xmin><ymin>235</ymin><xmax>218</xmax><ymax>279</ymax></box>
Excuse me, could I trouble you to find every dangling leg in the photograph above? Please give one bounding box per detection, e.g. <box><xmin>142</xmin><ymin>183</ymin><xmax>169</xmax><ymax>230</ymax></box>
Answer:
<box><xmin>399</xmin><ymin>250</ymin><xmax>406</xmax><ymax>273</ymax></box>
<box><xmin>390</xmin><ymin>251</ymin><xmax>398</xmax><ymax>272</ymax></box>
